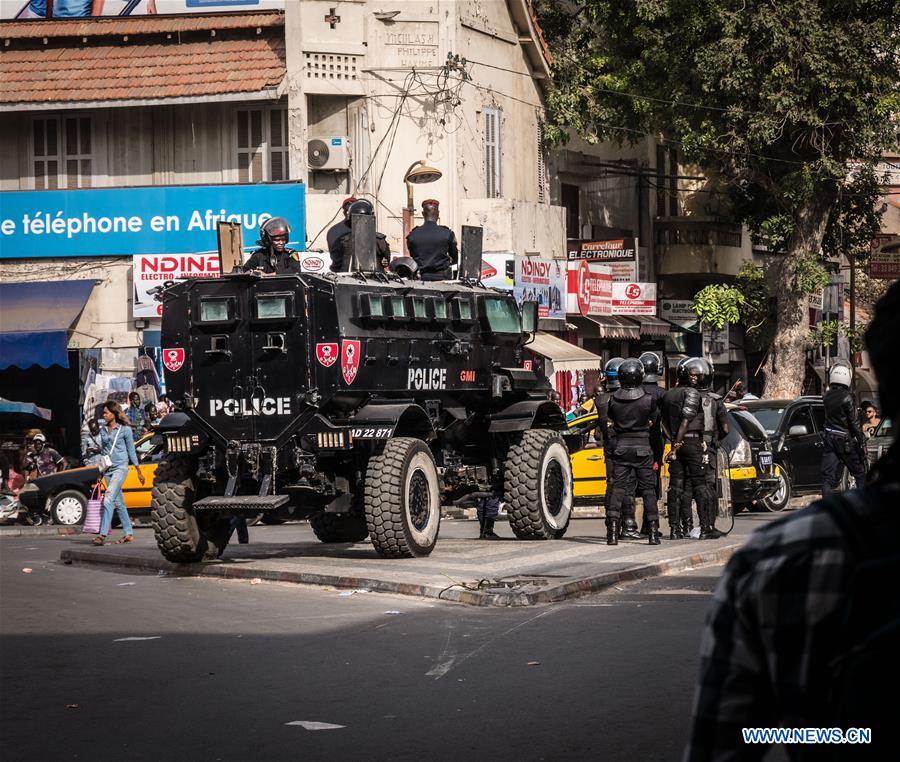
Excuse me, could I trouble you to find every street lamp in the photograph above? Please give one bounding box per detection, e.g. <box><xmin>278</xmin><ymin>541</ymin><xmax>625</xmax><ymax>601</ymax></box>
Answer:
<box><xmin>402</xmin><ymin>160</ymin><xmax>442</xmax><ymax>255</ymax></box>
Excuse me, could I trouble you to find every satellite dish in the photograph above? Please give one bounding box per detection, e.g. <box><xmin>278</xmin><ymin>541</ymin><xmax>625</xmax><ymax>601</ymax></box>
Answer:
<box><xmin>307</xmin><ymin>139</ymin><xmax>330</xmax><ymax>169</ymax></box>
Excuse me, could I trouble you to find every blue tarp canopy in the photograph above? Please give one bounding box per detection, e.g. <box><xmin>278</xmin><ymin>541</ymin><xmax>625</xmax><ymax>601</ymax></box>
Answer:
<box><xmin>0</xmin><ymin>397</ymin><xmax>52</xmax><ymax>427</ymax></box>
<box><xmin>0</xmin><ymin>280</ymin><xmax>94</xmax><ymax>370</ymax></box>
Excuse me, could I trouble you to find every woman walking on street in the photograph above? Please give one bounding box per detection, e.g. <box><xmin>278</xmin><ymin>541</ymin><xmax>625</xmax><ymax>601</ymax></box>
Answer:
<box><xmin>94</xmin><ymin>401</ymin><xmax>144</xmax><ymax>546</ymax></box>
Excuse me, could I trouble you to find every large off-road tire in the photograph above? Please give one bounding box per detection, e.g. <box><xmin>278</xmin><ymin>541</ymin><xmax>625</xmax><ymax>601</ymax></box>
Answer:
<box><xmin>50</xmin><ymin>489</ymin><xmax>87</xmax><ymax>526</ymax></box>
<box><xmin>310</xmin><ymin>511</ymin><xmax>369</xmax><ymax>543</ymax></box>
<box><xmin>506</xmin><ymin>429</ymin><xmax>573</xmax><ymax>540</ymax></box>
<box><xmin>150</xmin><ymin>455</ymin><xmax>230</xmax><ymax>563</ymax></box>
<box><xmin>363</xmin><ymin>437</ymin><xmax>441</xmax><ymax>558</ymax></box>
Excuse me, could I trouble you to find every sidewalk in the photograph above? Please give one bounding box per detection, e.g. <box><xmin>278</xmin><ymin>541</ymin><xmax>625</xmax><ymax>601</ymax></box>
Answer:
<box><xmin>58</xmin><ymin>513</ymin><xmax>783</xmax><ymax>606</ymax></box>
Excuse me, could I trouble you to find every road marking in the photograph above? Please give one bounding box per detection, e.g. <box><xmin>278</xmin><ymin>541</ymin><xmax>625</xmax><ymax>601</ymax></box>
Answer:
<box><xmin>113</xmin><ymin>636</ymin><xmax>161</xmax><ymax>642</ymax></box>
<box><xmin>285</xmin><ymin>721</ymin><xmax>345</xmax><ymax>730</ymax></box>
<box><xmin>426</xmin><ymin>658</ymin><xmax>456</xmax><ymax>678</ymax></box>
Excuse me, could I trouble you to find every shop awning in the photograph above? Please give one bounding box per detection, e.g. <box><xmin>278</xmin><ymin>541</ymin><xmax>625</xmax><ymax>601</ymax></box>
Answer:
<box><xmin>0</xmin><ymin>398</ymin><xmax>52</xmax><ymax>427</ymax></box>
<box><xmin>569</xmin><ymin>315</ymin><xmax>640</xmax><ymax>340</ymax></box>
<box><xmin>526</xmin><ymin>332</ymin><xmax>604</xmax><ymax>374</ymax></box>
<box><xmin>0</xmin><ymin>280</ymin><xmax>94</xmax><ymax>370</ymax></box>
<box><xmin>626</xmin><ymin>315</ymin><xmax>671</xmax><ymax>338</ymax></box>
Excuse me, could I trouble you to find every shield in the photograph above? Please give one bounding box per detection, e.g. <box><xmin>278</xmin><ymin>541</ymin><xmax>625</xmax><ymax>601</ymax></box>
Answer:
<box><xmin>316</xmin><ymin>342</ymin><xmax>338</xmax><ymax>368</ymax></box>
<box><xmin>163</xmin><ymin>348</ymin><xmax>185</xmax><ymax>372</ymax></box>
<box><xmin>341</xmin><ymin>340</ymin><xmax>361</xmax><ymax>385</ymax></box>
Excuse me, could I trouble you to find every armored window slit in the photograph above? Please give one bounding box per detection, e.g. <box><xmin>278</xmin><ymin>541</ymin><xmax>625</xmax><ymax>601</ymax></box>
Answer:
<box><xmin>206</xmin><ymin>335</ymin><xmax>231</xmax><ymax>357</ymax></box>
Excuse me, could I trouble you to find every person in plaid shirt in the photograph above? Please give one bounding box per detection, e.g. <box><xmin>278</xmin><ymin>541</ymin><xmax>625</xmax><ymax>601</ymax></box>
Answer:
<box><xmin>685</xmin><ymin>280</ymin><xmax>899</xmax><ymax>761</ymax></box>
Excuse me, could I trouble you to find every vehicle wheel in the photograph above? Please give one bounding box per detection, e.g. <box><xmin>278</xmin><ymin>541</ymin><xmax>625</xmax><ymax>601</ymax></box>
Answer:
<box><xmin>506</xmin><ymin>429</ymin><xmax>573</xmax><ymax>540</ymax></box>
<box><xmin>363</xmin><ymin>437</ymin><xmax>441</xmax><ymax>558</ymax></box>
<box><xmin>761</xmin><ymin>470</ymin><xmax>791</xmax><ymax>512</ymax></box>
<box><xmin>310</xmin><ymin>512</ymin><xmax>369</xmax><ymax>543</ymax></box>
<box><xmin>261</xmin><ymin>515</ymin><xmax>286</xmax><ymax>525</ymax></box>
<box><xmin>50</xmin><ymin>490</ymin><xmax>87</xmax><ymax>526</ymax></box>
<box><xmin>150</xmin><ymin>455</ymin><xmax>230</xmax><ymax>562</ymax></box>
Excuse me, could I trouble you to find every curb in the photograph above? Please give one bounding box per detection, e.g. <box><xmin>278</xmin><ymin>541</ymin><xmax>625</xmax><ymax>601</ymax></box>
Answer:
<box><xmin>1</xmin><ymin>526</ymin><xmax>80</xmax><ymax>537</ymax></box>
<box><xmin>59</xmin><ymin>543</ymin><xmax>739</xmax><ymax>607</ymax></box>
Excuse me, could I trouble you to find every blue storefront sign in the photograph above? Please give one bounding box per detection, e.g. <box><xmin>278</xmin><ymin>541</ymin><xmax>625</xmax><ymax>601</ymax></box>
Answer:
<box><xmin>0</xmin><ymin>182</ymin><xmax>305</xmax><ymax>259</ymax></box>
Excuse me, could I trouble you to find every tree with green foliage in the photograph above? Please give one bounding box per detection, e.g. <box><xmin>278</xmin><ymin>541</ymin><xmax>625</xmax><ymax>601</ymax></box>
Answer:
<box><xmin>536</xmin><ymin>0</ymin><xmax>899</xmax><ymax>396</ymax></box>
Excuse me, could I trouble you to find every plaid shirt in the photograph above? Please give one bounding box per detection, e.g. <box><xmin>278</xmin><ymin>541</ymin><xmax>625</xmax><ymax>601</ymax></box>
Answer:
<box><xmin>685</xmin><ymin>451</ymin><xmax>899</xmax><ymax>761</ymax></box>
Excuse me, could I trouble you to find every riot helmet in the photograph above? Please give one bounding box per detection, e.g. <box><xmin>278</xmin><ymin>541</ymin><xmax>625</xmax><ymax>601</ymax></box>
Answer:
<box><xmin>638</xmin><ymin>351</ymin><xmax>661</xmax><ymax>382</ymax></box>
<box><xmin>697</xmin><ymin>358</ymin><xmax>714</xmax><ymax>390</ymax></box>
<box><xmin>347</xmin><ymin>199</ymin><xmax>374</xmax><ymax>225</ymax></box>
<box><xmin>615</xmin><ymin>358</ymin><xmax>646</xmax><ymax>399</ymax></box>
<box><xmin>829</xmin><ymin>364</ymin><xmax>852</xmax><ymax>388</ymax></box>
<box><xmin>389</xmin><ymin>256</ymin><xmax>419</xmax><ymax>279</ymax></box>
<box><xmin>678</xmin><ymin>357</ymin><xmax>707</xmax><ymax>387</ymax></box>
<box><xmin>259</xmin><ymin>216</ymin><xmax>291</xmax><ymax>248</ymax></box>
<box><xmin>604</xmin><ymin>357</ymin><xmax>625</xmax><ymax>391</ymax></box>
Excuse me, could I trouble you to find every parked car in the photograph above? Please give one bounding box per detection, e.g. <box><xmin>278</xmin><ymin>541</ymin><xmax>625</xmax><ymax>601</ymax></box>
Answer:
<box><xmin>16</xmin><ymin>433</ymin><xmax>163</xmax><ymax>526</ymax></box>
<box><xmin>866</xmin><ymin>417</ymin><xmax>894</xmax><ymax>468</ymax></box>
<box><xmin>566</xmin><ymin>405</ymin><xmax>780</xmax><ymax>511</ymax></box>
<box><xmin>740</xmin><ymin>396</ymin><xmax>845</xmax><ymax>511</ymax></box>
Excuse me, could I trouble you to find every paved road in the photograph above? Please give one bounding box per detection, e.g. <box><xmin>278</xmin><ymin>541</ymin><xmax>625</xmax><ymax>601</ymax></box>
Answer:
<box><xmin>0</xmin><ymin>524</ymin><xmax>744</xmax><ymax>762</ymax></box>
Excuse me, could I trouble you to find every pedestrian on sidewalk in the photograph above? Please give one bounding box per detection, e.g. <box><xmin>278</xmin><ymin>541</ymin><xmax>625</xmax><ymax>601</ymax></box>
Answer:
<box><xmin>94</xmin><ymin>401</ymin><xmax>144</xmax><ymax>547</ymax></box>
<box><xmin>25</xmin><ymin>432</ymin><xmax>65</xmax><ymax>478</ymax></box>
<box><xmin>81</xmin><ymin>418</ymin><xmax>102</xmax><ymax>466</ymax></box>
<box><xmin>685</xmin><ymin>280</ymin><xmax>900</xmax><ymax>761</ymax></box>
<box><xmin>125</xmin><ymin>392</ymin><xmax>145</xmax><ymax>436</ymax></box>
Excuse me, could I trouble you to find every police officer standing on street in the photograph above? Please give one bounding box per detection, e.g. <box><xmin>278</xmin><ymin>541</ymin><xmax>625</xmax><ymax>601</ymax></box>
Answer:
<box><xmin>698</xmin><ymin>359</ymin><xmax>729</xmax><ymax>514</ymax></box>
<box><xmin>604</xmin><ymin>359</ymin><xmax>661</xmax><ymax>545</ymax></box>
<box><xmin>406</xmin><ymin>199</ymin><xmax>458</xmax><ymax>281</ymax></box>
<box><xmin>638</xmin><ymin>352</ymin><xmax>667</xmax><ymax>535</ymax></box>
<box><xmin>597</xmin><ymin>358</ymin><xmax>640</xmax><ymax>539</ymax></box>
<box><xmin>661</xmin><ymin>360</ymin><xmax>690</xmax><ymax>538</ymax></box>
<box><xmin>821</xmin><ymin>363</ymin><xmax>867</xmax><ymax>495</ymax></box>
<box><xmin>666</xmin><ymin>357</ymin><xmax>718</xmax><ymax>539</ymax></box>
<box><xmin>243</xmin><ymin>217</ymin><xmax>302</xmax><ymax>274</ymax></box>
<box><xmin>330</xmin><ymin>199</ymin><xmax>391</xmax><ymax>272</ymax></box>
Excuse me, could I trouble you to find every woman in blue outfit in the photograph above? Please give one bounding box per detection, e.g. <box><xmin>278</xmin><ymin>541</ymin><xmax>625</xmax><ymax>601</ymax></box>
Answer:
<box><xmin>93</xmin><ymin>401</ymin><xmax>145</xmax><ymax>546</ymax></box>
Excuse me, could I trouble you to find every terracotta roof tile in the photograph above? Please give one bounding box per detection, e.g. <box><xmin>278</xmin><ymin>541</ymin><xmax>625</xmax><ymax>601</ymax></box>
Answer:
<box><xmin>0</xmin><ymin>35</ymin><xmax>285</xmax><ymax>104</ymax></box>
<box><xmin>0</xmin><ymin>11</ymin><xmax>283</xmax><ymax>40</ymax></box>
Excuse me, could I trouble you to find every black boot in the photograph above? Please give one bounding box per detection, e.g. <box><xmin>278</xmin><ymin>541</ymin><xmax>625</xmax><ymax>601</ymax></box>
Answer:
<box><xmin>699</xmin><ymin>524</ymin><xmax>723</xmax><ymax>540</ymax></box>
<box><xmin>682</xmin><ymin>516</ymin><xmax>694</xmax><ymax>538</ymax></box>
<box><xmin>648</xmin><ymin>520</ymin><xmax>661</xmax><ymax>545</ymax></box>
<box><xmin>480</xmin><ymin>517</ymin><xmax>500</xmax><ymax>540</ymax></box>
<box><xmin>606</xmin><ymin>518</ymin><xmax>619</xmax><ymax>546</ymax></box>
<box><xmin>621</xmin><ymin>516</ymin><xmax>642</xmax><ymax>540</ymax></box>
<box><xmin>669</xmin><ymin>519</ymin><xmax>683</xmax><ymax>540</ymax></box>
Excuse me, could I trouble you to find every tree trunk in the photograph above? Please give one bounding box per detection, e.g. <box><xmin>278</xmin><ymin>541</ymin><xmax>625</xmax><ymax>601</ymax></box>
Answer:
<box><xmin>764</xmin><ymin>196</ymin><xmax>834</xmax><ymax>399</ymax></box>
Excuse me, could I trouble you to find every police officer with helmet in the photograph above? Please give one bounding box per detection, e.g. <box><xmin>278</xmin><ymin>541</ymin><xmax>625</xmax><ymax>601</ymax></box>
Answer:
<box><xmin>821</xmin><ymin>363</ymin><xmax>867</xmax><ymax>495</ymax></box>
<box><xmin>661</xmin><ymin>359</ymin><xmax>691</xmax><ymax>538</ymax></box>
<box><xmin>406</xmin><ymin>199</ymin><xmax>458</xmax><ymax>281</ymax></box>
<box><xmin>638</xmin><ymin>352</ymin><xmax>667</xmax><ymax>534</ymax></box>
<box><xmin>597</xmin><ymin>358</ymin><xmax>640</xmax><ymax>540</ymax></box>
<box><xmin>698</xmin><ymin>358</ymin><xmax>729</xmax><ymax>509</ymax></box>
<box><xmin>667</xmin><ymin>357</ymin><xmax>719</xmax><ymax>539</ymax></box>
<box><xmin>604</xmin><ymin>358</ymin><xmax>661</xmax><ymax>545</ymax></box>
<box><xmin>243</xmin><ymin>217</ymin><xmax>302</xmax><ymax>274</ymax></box>
<box><xmin>330</xmin><ymin>199</ymin><xmax>391</xmax><ymax>272</ymax></box>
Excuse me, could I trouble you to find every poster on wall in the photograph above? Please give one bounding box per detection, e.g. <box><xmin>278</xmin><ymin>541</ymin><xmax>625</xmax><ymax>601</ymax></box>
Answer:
<box><xmin>5</xmin><ymin>0</ymin><xmax>284</xmax><ymax>20</ymax></box>
<box><xmin>659</xmin><ymin>299</ymin><xmax>698</xmax><ymax>329</ymax></box>
<box><xmin>513</xmin><ymin>257</ymin><xmax>566</xmax><ymax>320</ymax></box>
<box><xmin>480</xmin><ymin>253</ymin><xmax>515</xmax><ymax>290</ymax></box>
<box><xmin>703</xmin><ymin>324</ymin><xmax>730</xmax><ymax>365</ymax></box>
<box><xmin>566</xmin><ymin>261</ymin><xmax>612</xmax><ymax>316</ymax></box>
<box><xmin>0</xmin><ymin>182</ymin><xmax>305</xmax><ymax>260</ymax></box>
<box><xmin>567</xmin><ymin>238</ymin><xmax>638</xmax><ymax>282</ymax></box>
<box><xmin>611</xmin><ymin>282</ymin><xmax>657</xmax><ymax>314</ymax></box>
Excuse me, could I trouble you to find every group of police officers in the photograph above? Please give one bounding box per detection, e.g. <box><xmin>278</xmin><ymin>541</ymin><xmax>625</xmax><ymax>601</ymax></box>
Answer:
<box><xmin>593</xmin><ymin>353</ymin><xmax>728</xmax><ymax>546</ymax></box>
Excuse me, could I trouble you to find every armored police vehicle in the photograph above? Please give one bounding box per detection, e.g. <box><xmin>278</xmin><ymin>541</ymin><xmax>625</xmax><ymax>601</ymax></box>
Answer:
<box><xmin>151</xmin><ymin>223</ymin><xmax>572</xmax><ymax>561</ymax></box>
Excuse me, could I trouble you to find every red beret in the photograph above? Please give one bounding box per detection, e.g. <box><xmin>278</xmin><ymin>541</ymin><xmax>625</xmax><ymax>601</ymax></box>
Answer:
<box><xmin>422</xmin><ymin>199</ymin><xmax>440</xmax><ymax>208</ymax></box>
<box><xmin>342</xmin><ymin>196</ymin><xmax>358</xmax><ymax>207</ymax></box>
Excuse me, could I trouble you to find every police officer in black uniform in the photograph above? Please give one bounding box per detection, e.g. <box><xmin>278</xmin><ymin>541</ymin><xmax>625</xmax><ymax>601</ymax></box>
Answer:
<box><xmin>638</xmin><ymin>352</ymin><xmax>667</xmax><ymax>535</ymax></box>
<box><xmin>661</xmin><ymin>359</ymin><xmax>690</xmax><ymax>538</ymax></box>
<box><xmin>597</xmin><ymin>358</ymin><xmax>640</xmax><ymax>539</ymax></box>
<box><xmin>330</xmin><ymin>199</ymin><xmax>391</xmax><ymax>272</ymax></box>
<box><xmin>243</xmin><ymin>217</ymin><xmax>302</xmax><ymax>274</ymax></box>
<box><xmin>604</xmin><ymin>359</ymin><xmax>661</xmax><ymax>545</ymax></box>
<box><xmin>406</xmin><ymin>199</ymin><xmax>458</xmax><ymax>281</ymax></box>
<box><xmin>325</xmin><ymin>196</ymin><xmax>357</xmax><ymax>254</ymax></box>
<box><xmin>698</xmin><ymin>359</ymin><xmax>729</xmax><ymax>517</ymax></box>
<box><xmin>821</xmin><ymin>363</ymin><xmax>868</xmax><ymax>495</ymax></box>
<box><xmin>667</xmin><ymin>357</ymin><xmax>718</xmax><ymax>539</ymax></box>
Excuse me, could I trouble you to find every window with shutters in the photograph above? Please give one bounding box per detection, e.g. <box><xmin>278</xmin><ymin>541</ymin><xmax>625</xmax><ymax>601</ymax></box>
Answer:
<box><xmin>536</xmin><ymin>118</ymin><xmax>547</xmax><ymax>203</ymax></box>
<box><xmin>236</xmin><ymin>106</ymin><xmax>289</xmax><ymax>183</ymax></box>
<box><xmin>31</xmin><ymin>116</ymin><xmax>92</xmax><ymax>190</ymax></box>
<box><xmin>483</xmin><ymin>107</ymin><xmax>501</xmax><ymax>198</ymax></box>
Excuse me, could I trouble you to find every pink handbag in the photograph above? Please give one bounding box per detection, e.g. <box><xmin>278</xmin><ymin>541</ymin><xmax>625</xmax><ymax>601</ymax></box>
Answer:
<box><xmin>82</xmin><ymin>483</ymin><xmax>103</xmax><ymax>534</ymax></box>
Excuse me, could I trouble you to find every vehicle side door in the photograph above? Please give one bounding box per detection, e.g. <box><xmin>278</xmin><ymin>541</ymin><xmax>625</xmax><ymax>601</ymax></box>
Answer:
<box><xmin>781</xmin><ymin>404</ymin><xmax>820</xmax><ymax>490</ymax></box>
<box><xmin>121</xmin><ymin>435</ymin><xmax>162</xmax><ymax>510</ymax></box>
<box><xmin>567</xmin><ymin>412</ymin><xmax>606</xmax><ymax>500</ymax></box>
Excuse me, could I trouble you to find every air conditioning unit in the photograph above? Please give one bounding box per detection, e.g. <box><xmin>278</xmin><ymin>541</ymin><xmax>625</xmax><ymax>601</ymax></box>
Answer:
<box><xmin>307</xmin><ymin>136</ymin><xmax>350</xmax><ymax>171</ymax></box>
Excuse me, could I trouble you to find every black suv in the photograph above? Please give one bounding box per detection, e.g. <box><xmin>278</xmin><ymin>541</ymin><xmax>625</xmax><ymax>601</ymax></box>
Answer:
<box><xmin>741</xmin><ymin>397</ymin><xmax>839</xmax><ymax>511</ymax></box>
